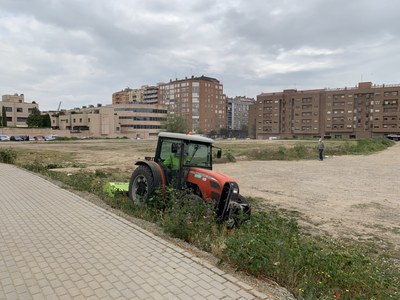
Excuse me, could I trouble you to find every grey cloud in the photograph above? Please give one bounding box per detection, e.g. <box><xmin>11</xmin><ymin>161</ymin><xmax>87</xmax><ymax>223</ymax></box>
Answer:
<box><xmin>1</xmin><ymin>0</ymin><xmax>400</xmax><ymax>110</ymax></box>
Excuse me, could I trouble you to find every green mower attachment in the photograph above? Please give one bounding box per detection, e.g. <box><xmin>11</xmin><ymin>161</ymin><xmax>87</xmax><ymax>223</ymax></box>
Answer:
<box><xmin>103</xmin><ymin>182</ymin><xmax>129</xmax><ymax>197</ymax></box>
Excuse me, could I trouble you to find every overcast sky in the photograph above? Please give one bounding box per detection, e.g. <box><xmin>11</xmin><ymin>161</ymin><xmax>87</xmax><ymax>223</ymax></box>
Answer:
<box><xmin>1</xmin><ymin>0</ymin><xmax>400</xmax><ymax>111</ymax></box>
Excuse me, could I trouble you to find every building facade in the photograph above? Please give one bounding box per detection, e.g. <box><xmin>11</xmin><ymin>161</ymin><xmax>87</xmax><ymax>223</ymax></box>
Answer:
<box><xmin>158</xmin><ymin>76</ymin><xmax>226</xmax><ymax>133</ymax></box>
<box><xmin>0</xmin><ymin>94</ymin><xmax>39</xmax><ymax>127</ymax></box>
<box><xmin>226</xmin><ymin>96</ymin><xmax>255</xmax><ymax>131</ymax></box>
<box><xmin>51</xmin><ymin>103</ymin><xmax>167</xmax><ymax>139</ymax></box>
<box><xmin>112</xmin><ymin>86</ymin><xmax>159</xmax><ymax>104</ymax></box>
<box><xmin>255</xmin><ymin>82</ymin><xmax>400</xmax><ymax>139</ymax></box>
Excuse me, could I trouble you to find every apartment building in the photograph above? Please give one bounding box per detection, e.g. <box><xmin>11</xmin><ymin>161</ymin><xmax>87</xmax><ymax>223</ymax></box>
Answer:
<box><xmin>112</xmin><ymin>88</ymin><xmax>131</xmax><ymax>104</ymax></box>
<box><xmin>51</xmin><ymin>103</ymin><xmax>167</xmax><ymax>139</ymax></box>
<box><xmin>112</xmin><ymin>86</ymin><xmax>159</xmax><ymax>104</ymax></box>
<box><xmin>0</xmin><ymin>94</ymin><xmax>39</xmax><ymax>127</ymax></box>
<box><xmin>143</xmin><ymin>86</ymin><xmax>159</xmax><ymax>104</ymax></box>
<box><xmin>324</xmin><ymin>82</ymin><xmax>400</xmax><ymax>138</ymax></box>
<box><xmin>158</xmin><ymin>76</ymin><xmax>226</xmax><ymax>133</ymax></box>
<box><xmin>226</xmin><ymin>96</ymin><xmax>255</xmax><ymax>130</ymax></box>
<box><xmin>254</xmin><ymin>82</ymin><xmax>400</xmax><ymax>139</ymax></box>
<box><xmin>256</xmin><ymin>89</ymin><xmax>324</xmax><ymax>139</ymax></box>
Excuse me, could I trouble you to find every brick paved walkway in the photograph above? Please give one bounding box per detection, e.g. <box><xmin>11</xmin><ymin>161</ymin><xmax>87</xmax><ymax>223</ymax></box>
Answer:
<box><xmin>0</xmin><ymin>164</ymin><xmax>271</xmax><ymax>299</ymax></box>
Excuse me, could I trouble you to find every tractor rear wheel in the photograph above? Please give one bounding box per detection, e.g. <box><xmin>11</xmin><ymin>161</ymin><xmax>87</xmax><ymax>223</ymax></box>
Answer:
<box><xmin>129</xmin><ymin>165</ymin><xmax>155</xmax><ymax>205</ymax></box>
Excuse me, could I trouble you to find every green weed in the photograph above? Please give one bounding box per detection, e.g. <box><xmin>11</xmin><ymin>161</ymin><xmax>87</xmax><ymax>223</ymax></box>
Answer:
<box><xmin>0</xmin><ymin>148</ymin><xmax>17</xmax><ymax>164</ymax></box>
<box><xmin>222</xmin><ymin>211</ymin><xmax>399</xmax><ymax>299</ymax></box>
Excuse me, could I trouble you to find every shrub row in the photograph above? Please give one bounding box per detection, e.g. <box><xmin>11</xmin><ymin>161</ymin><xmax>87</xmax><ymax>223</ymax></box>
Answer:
<box><xmin>242</xmin><ymin>138</ymin><xmax>394</xmax><ymax>161</ymax></box>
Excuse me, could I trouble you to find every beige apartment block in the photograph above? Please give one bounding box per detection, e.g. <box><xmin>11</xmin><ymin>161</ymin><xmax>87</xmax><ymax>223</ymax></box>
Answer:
<box><xmin>51</xmin><ymin>103</ymin><xmax>167</xmax><ymax>139</ymax></box>
<box><xmin>112</xmin><ymin>87</ymin><xmax>143</xmax><ymax>104</ymax></box>
<box><xmin>112</xmin><ymin>86</ymin><xmax>158</xmax><ymax>104</ymax></box>
<box><xmin>158</xmin><ymin>76</ymin><xmax>226</xmax><ymax>133</ymax></box>
<box><xmin>254</xmin><ymin>82</ymin><xmax>400</xmax><ymax>139</ymax></box>
<box><xmin>0</xmin><ymin>94</ymin><xmax>39</xmax><ymax>127</ymax></box>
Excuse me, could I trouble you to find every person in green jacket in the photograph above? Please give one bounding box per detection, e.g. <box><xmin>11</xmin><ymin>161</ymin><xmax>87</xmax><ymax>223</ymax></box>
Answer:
<box><xmin>163</xmin><ymin>145</ymin><xmax>189</xmax><ymax>185</ymax></box>
<box><xmin>163</xmin><ymin>152</ymin><xmax>181</xmax><ymax>170</ymax></box>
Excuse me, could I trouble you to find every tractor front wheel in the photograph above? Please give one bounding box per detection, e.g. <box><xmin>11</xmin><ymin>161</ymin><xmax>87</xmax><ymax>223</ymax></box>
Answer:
<box><xmin>227</xmin><ymin>194</ymin><xmax>251</xmax><ymax>228</ymax></box>
<box><xmin>128</xmin><ymin>165</ymin><xmax>155</xmax><ymax>205</ymax></box>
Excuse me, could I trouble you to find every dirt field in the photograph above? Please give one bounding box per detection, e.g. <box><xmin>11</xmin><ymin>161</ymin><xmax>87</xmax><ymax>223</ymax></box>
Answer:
<box><xmin>215</xmin><ymin>143</ymin><xmax>400</xmax><ymax>254</ymax></box>
<box><xmin>5</xmin><ymin>139</ymin><xmax>400</xmax><ymax>255</ymax></box>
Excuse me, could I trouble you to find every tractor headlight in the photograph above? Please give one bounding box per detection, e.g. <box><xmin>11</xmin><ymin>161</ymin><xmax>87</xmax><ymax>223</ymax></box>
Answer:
<box><xmin>232</xmin><ymin>188</ymin><xmax>238</xmax><ymax>194</ymax></box>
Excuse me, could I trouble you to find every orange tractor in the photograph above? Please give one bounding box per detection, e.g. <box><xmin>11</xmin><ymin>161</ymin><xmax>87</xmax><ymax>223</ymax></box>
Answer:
<box><xmin>128</xmin><ymin>132</ymin><xmax>250</xmax><ymax>224</ymax></box>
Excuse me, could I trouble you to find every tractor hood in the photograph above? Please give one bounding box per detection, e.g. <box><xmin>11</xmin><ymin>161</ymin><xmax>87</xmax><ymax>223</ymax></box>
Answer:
<box><xmin>189</xmin><ymin>167</ymin><xmax>237</xmax><ymax>185</ymax></box>
<box><xmin>187</xmin><ymin>167</ymin><xmax>240</xmax><ymax>204</ymax></box>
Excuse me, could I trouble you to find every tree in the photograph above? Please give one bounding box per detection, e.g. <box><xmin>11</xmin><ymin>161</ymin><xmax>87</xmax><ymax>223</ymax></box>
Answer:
<box><xmin>240</xmin><ymin>124</ymin><xmax>249</xmax><ymax>138</ymax></box>
<box><xmin>208</xmin><ymin>130</ymin><xmax>217</xmax><ymax>138</ymax></box>
<box><xmin>26</xmin><ymin>107</ymin><xmax>42</xmax><ymax>127</ymax></box>
<box><xmin>219</xmin><ymin>128</ymin><xmax>229</xmax><ymax>138</ymax></box>
<box><xmin>41</xmin><ymin>114</ymin><xmax>51</xmax><ymax>128</ymax></box>
<box><xmin>1</xmin><ymin>106</ymin><xmax>7</xmax><ymax>127</ymax></box>
<box><xmin>162</xmin><ymin>114</ymin><xmax>189</xmax><ymax>133</ymax></box>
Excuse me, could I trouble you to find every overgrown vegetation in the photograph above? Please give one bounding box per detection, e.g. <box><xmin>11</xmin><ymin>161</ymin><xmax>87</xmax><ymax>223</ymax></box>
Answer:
<box><xmin>0</xmin><ymin>148</ymin><xmax>17</xmax><ymax>164</ymax></box>
<box><xmin>222</xmin><ymin>211</ymin><xmax>399</xmax><ymax>299</ymax></box>
<box><xmin>5</xmin><ymin>138</ymin><xmax>399</xmax><ymax>299</ymax></box>
<box><xmin>217</xmin><ymin>138</ymin><xmax>395</xmax><ymax>161</ymax></box>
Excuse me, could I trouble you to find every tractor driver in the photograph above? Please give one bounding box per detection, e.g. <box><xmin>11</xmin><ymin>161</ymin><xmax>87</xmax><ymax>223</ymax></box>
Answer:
<box><xmin>163</xmin><ymin>143</ymin><xmax>189</xmax><ymax>185</ymax></box>
<box><xmin>163</xmin><ymin>150</ymin><xmax>180</xmax><ymax>171</ymax></box>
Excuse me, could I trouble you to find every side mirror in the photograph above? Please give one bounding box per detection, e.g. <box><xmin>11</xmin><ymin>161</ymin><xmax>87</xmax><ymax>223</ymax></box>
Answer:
<box><xmin>217</xmin><ymin>149</ymin><xmax>222</xmax><ymax>159</ymax></box>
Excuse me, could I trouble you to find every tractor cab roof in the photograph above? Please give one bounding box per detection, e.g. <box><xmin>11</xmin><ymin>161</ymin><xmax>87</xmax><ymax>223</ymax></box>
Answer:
<box><xmin>158</xmin><ymin>132</ymin><xmax>215</xmax><ymax>145</ymax></box>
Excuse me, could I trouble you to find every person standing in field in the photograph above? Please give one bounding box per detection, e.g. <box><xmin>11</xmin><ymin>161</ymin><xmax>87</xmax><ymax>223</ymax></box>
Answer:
<box><xmin>318</xmin><ymin>138</ymin><xmax>325</xmax><ymax>161</ymax></box>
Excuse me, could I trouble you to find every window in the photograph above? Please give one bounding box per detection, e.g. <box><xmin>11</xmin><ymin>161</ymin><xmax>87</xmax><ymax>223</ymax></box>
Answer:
<box><xmin>17</xmin><ymin>108</ymin><xmax>23</xmax><ymax>113</ymax></box>
<box><xmin>5</xmin><ymin>107</ymin><xmax>12</xmax><ymax>112</ymax></box>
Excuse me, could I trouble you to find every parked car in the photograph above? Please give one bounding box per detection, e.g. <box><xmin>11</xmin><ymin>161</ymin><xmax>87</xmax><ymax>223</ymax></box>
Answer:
<box><xmin>10</xmin><ymin>135</ymin><xmax>24</xmax><ymax>141</ymax></box>
<box><xmin>33</xmin><ymin>135</ymin><xmax>45</xmax><ymax>141</ymax></box>
<box><xmin>0</xmin><ymin>135</ymin><xmax>10</xmax><ymax>141</ymax></box>
<box><xmin>44</xmin><ymin>135</ymin><xmax>57</xmax><ymax>141</ymax></box>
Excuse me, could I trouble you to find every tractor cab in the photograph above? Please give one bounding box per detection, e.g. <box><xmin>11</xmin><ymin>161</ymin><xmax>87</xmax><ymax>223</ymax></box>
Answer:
<box><xmin>154</xmin><ymin>132</ymin><xmax>220</xmax><ymax>189</ymax></box>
